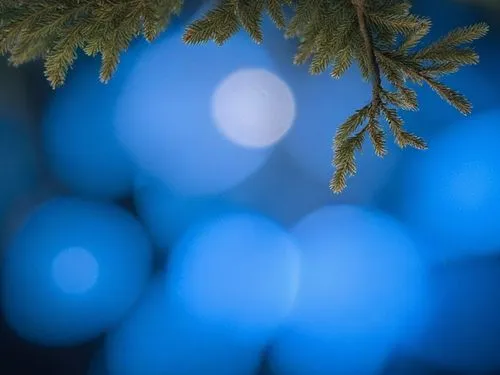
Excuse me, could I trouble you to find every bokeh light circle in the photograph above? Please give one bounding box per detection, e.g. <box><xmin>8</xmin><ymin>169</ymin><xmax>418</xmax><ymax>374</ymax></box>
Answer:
<box><xmin>105</xmin><ymin>277</ymin><xmax>264</xmax><ymax>375</ymax></box>
<box><xmin>115</xmin><ymin>29</ymin><xmax>280</xmax><ymax>196</ymax></box>
<box><xmin>211</xmin><ymin>68</ymin><xmax>295</xmax><ymax>148</ymax></box>
<box><xmin>168</xmin><ymin>212</ymin><xmax>301</xmax><ymax>340</ymax></box>
<box><xmin>1</xmin><ymin>197</ymin><xmax>153</xmax><ymax>346</ymax></box>
<box><xmin>42</xmin><ymin>53</ymin><xmax>142</xmax><ymax>200</ymax></box>
<box><xmin>269</xmin><ymin>205</ymin><xmax>428</xmax><ymax>375</ymax></box>
<box><xmin>398</xmin><ymin>109</ymin><xmax>500</xmax><ymax>263</ymax></box>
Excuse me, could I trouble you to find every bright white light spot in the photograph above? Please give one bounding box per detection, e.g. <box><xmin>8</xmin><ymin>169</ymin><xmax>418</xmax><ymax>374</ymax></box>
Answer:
<box><xmin>212</xmin><ymin>68</ymin><xmax>296</xmax><ymax>148</ymax></box>
<box><xmin>52</xmin><ymin>247</ymin><xmax>99</xmax><ymax>294</ymax></box>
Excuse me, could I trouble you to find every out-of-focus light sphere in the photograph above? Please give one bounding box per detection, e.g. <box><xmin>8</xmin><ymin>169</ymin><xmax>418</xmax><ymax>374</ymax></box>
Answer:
<box><xmin>398</xmin><ymin>109</ymin><xmax>500</xmax><ymax>264</ymax></box>
<box><xmin>42</xmin><ymin>53</ymin><xmax>142</xmax><ymax>200</ymax></box>
<box><xmin>167</xmin><ymin>212</ymin><xmax>301</xmax><ymax>341</ymax></box>
<box><xmin>115</xmin><ymin>28</ymin><xmax>277</xmax><ymax>197</ymax></box>
<box><xmin>105</xmin><ymin>277</ymin><xmax>264</xmax><ymax>375</ymax></box>
<box><xmin>270</xmin><ymin>205</ymin><xmax>427</xmax><ymax>375</ymax></box>
<box><xmin>51</xmin><ymin>246</ymin><xmax>99</xmax><ymax>294</ymax></box>
<box><xmin>212</xmin><ymin>68</ymin><xmax>296</xmax><ymax>148</ymax></box>
<box><xmin>1</xmin><ymin>197</ymin><xmax>153</xmax><ymax>346</ymax></box>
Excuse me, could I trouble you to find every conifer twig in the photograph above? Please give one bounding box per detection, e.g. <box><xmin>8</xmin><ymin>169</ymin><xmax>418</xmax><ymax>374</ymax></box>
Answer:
<box><xmin>330</xmin><ymin>0</ymin><xmax>488</xmax><ymax>193</ymax></box>
<box><xmin>352</xmin><ymin>0</ymin><xmax>381</xmax><ymax>98</ymax></box>
<box><xmin>0</xmin><ymin>0</ymin><xmax>490</xmax><ymax>194</ymax></box>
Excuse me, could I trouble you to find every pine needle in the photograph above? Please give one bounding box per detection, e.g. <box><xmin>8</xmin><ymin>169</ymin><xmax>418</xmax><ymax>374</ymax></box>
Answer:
<box><xmin>0</xmin><ymin>0</ymin><xmax>489</xmax><ymax>193</ymax></box>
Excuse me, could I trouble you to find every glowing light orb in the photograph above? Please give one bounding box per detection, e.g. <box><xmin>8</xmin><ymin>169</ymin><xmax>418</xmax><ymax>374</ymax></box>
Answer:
<box><xmin>115</xmin><ymin>28</ymin><xmax>279</xmax><ymax>196</ymax></box>
<box><xmin>168</xmin><ymin>212</ymin><xmax>301</xmax><ymax>340</ymax></box>
<box><xmin>269</xmin><ymin>205</ymin><xmax>427</xmax><ymax>375</ymax></box>
<box><xmin>211</xmin><ymin>68</ymin><xmax>295</xmax><ymax>148</ymax></box>
<box><xmin>105</xmin><ymin>277</ymin><xmax>263</xmax><ymax>375</ymax></box>
<box><xmin>398</xmin><ymin>110</ymin><xmax>500</xmax><ymax>264</ymax></box>
<box><xmin>1</xmin><ymin>197</ymin><xmax>153</xmax><ymax>346</ymax></box>
<box><xmin>42</xmin><ymin>50</ymin><xmax>145</xmax><ymax>199</ymax></box>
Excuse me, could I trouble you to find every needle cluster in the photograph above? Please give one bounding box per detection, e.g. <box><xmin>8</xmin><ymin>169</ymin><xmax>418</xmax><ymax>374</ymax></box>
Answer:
<box><xmin>0</xmin><ymin>0</ymin><xmax>489</xmax><ymax>193</ymax></box>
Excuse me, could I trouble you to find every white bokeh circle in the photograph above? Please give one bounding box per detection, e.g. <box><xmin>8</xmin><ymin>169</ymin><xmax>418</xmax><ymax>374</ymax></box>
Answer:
<box><xmin>211</xmin><ymin>68</ymin><xmax>296</xmax><ymax>148</ymax></box>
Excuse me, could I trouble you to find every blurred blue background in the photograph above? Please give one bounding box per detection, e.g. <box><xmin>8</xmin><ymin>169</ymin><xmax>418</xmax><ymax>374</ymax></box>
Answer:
<box><xmin>1</xmin><ymin>0</ymin><xmax>500</xmax><ymax>374</ymax></box>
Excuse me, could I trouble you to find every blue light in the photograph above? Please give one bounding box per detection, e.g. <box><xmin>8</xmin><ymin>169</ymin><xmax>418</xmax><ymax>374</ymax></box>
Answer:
<box><xmin>1</xmin><ymin>197</ymin><xmax>153</xmax><ymax>346</ymax></box>
<box><xmin>167</xmin><ymin>212</ymin><xmax>301</xmax><ymax>341</ymax></box>
<box><xmin>407</xmin><ymin>258</ymin><xmax>500</xmax><ymax>374</ymax></box>
<box><xmin>0</xmin><ymin>119</ymin><xmax>38</xmax><ymax>222</ymax></box>
<box><xmin>114</xmin><ymin>23</ymin><xmax>280</xmax><ymax>196</ymax></box>
<box><xmin>105</xmin><ymin>277</ymin><xmax>264</xmax><ymax>375</ymax></box>
<box><xmin>269</xmin><ymin>205</ymin><xmax>427</xmax><ymax>375</ymax></box>
<box><xmin>42</xmin><ymin>48</ymin><xmax>145</xmax><ymax>200</ymax></box>
<box><xmin>398</xmin><ymin>109</ymin><xmax>500</xmax><ymax>264</ymax></box>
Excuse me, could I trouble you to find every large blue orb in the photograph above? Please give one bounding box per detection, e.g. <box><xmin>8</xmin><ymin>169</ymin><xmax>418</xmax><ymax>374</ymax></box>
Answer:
<box><xmin>167</xmin><ymin>212</ymin><xmax>301</xmax><ymax>340</ymax></box>
<box><xmin>42</xmin><ymin>49</ymin><xmax>145</xmax><ymax>200</ymax></box>
<box><xmin>398</xmin><ymin>109</ymin><xmax>500</xmax><ymax>264</ymax></box>
<box><xmin>1</xmin><ymin>197</ymin><xmax>153</xmax><ymax>346</ymax></box>
<box><xmin>269</xmin><ymin>205</ymin><xmax>427</xmax><ymax>375</ymax></box>
<box><xmin>114</xmin><ymin>19</ymin><xmax>288</xmax><ymax>196</ymax></box>
<box><xmin>105</xmin><ymin>277</ymin><xmax>263</xmax><ymax>375</ymax></box>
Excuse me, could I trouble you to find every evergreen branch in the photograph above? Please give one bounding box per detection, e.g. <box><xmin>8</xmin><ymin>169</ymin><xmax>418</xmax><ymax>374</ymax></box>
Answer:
<box><xmin>1</xmin><ymin>0</ymin><xmax>183</xmax><ymax>88</ymax></box>
<box><xmin>183</xmin><ymin>0</ymin><xmax>293</xmax><ymax>45</ymax></box>
<box><xmin>0</xmin><ymin>0</ymin><xmax>490</xmax><ymax>194</ymax></box>
<box><xmin>416</xmin><ymin>22</ymin><xmax>489</xmax><ymax>59</ymax></box>
<box><xmin>381</xmin><ymin>105</ymin><xmax>427</xmax><ymax>149</ymax></box>
<box><xmin>266</xmin><ymin>0</ymin><xmax>292</xmax><ymax>29</ymax></box>
<box><xmin>331</xmin><ymin>127</ymin><xmax>367</xmax><ymax>193</ymax></box>
<box><xmin>421</xmin><ymin>74</ymin><xmax>472</xmax><ymax>115</ymax></box>
<box><xmin>285</xmin><ymin>0</ymin><xmax>323</xmax><ymax>39</ymax></box>
<box><xmin>331</xmin><ymin>0</ymin><xmax>384</xmax><ymax>193</ymax></box>
<box><xmin>330</xmin><ymin>0</ymin><xmax>487</xmax><ymax>193</ymax></box>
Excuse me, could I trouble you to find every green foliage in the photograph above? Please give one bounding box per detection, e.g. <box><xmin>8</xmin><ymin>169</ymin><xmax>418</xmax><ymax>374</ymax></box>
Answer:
<box><xmin>0</xmin><ymin>0</ymin><xmax>489</xmax><ymax>193</ymax></box>
<box><xmin>0</xmin><ymin>0</ymin><xmax>183</xmax><ymax>86</ymax></box>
